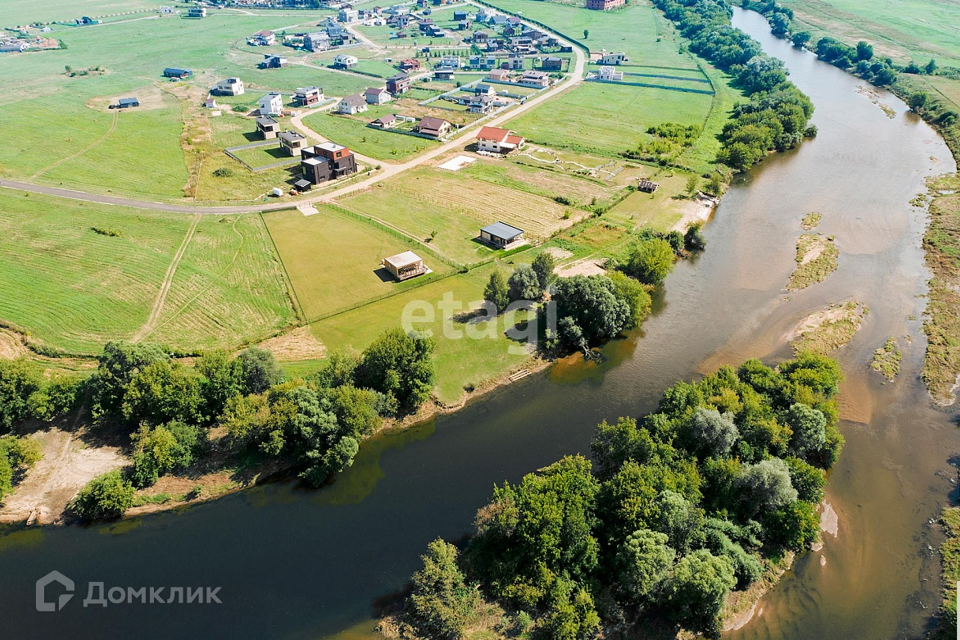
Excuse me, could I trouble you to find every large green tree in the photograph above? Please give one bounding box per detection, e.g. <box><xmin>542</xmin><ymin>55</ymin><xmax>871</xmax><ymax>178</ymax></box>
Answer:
<box><xmin>407</xmin><ymin>539</ymin><xmax>480</xmax><ymax>640</ymax></box>
<box><xmin>91</xmin><ymin>342</ymin><xmax>168</xmax><ymax>420</ymax></box>
<box><xmin>662</xmin><ymin>549</ymin><xmax>736</xmax><ymax>637</ymax></box>
<box><xmin>552</xmin><ymin>275</ymin><xmax>631</xmax><ymax>349</ymax></box>
<box><xmin>356</xmin><ymin>329</ymin><xmax>435</xmax><ymax>412</ymax></box>
<box><xmin>623</xmin><ymin>238</ymin><xmax>676</xmax><ymax>285</ymax></box>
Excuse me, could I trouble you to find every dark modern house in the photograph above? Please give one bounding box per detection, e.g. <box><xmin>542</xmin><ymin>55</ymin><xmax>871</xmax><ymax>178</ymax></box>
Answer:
<box><xmin>300</xmin><ymin>142</ymin><xmax>358</xmax><ymax>184</ymax></box>
<box><xmin>480</xmin><ymin>221</ymin><xmax>525</xmax><ymax>248</ymax></box>
<box><xmin>163</xmin><ymin>67</ymin><xmax>193</xmax><ymax>79</ymax></box>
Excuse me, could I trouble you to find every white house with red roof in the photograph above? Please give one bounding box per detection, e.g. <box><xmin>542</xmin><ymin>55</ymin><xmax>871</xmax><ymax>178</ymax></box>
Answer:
<box><xmin>476</xmin><ymin>126</ymin><xmax>525</xmax><ymax>154</ymax></box>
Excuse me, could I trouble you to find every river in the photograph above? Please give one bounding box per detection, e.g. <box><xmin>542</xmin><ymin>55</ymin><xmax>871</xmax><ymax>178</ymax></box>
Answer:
<box><xmin>0</xmin><ymin>8</ymin><xmax>956</xmax><ymax>640</ymax></box>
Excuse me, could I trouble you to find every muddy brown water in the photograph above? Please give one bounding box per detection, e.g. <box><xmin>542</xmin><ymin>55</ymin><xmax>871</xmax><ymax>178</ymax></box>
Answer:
<box><xmin>0</xmin><ymin>9</ymin><xmax>957</xmax><ymax>640</ymax></box>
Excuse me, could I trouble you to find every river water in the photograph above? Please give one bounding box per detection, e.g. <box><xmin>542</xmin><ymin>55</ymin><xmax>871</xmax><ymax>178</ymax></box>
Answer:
<box><xmin>0</xmin><ymin>9</ymin><xmax>956</xmax><ymax>640</ymax></box>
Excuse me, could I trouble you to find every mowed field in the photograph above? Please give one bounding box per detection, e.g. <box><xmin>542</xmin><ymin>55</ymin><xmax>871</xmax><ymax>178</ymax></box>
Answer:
<box><xmin>0</xmin><ymin>190</ymin><xmax>293</xmax><ymax>354</ymax></box>
<box><xmin>0</xmin><ymin>0</ymin><xmax>159</xmax><ymax>26</ymax></box>
<box><xmin>337</xmin><ymin>160</ymin><xmax>605</xmax><ymax>265</ymax></box>
<box><xmin>0</xmin><ymin>8</ymin><xmax>378</xmax><ymax>199</ymax></box>
<box><xmin>263</xmin><ymin>206</ymin><xmax>456</xmax><ymax>322</ymax></box>
<box><xmin>311</xmin><ymin>261</ymin><xmax>535</xmax><ymax>403</ymax></box>
<box><xmin>509</xmin><ymin>82</ymin><xmax>714</xmax><ymax>158</ymax></box>
<box><xmin>780</xmin><ymin>0</ymin><xmax>960</xmax><ymax>67</ymax></box>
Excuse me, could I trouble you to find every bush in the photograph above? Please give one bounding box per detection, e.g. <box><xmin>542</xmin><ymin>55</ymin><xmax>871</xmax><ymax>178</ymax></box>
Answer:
<box><xmin>70</xmin><ymin>470</ymin><xmax>136</xmax><ymax>521</ymax></box>
<box><xmin>129</xmin><ymin>421</ymin><xmax>204</xmax><ymax>487</ymax></box>
<box><xmin>212</xmin><ymin>167</ymin><xmax>234</xmax><ymax>178</ymax></box>
<box><xmin>0</xmin><ymin>359</ymin><xmax>42</xmax><ymax>432</ymax></box>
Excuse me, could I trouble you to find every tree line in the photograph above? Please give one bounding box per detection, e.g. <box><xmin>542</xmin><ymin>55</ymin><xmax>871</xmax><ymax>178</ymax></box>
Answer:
<box><xmin>650</xmin><ymin>0</ymin><xmax>816</xmax><ymax>172</ymax></box>
<box><xmin>743</xmin><ymin>0</ymin><xmax>959</xmax><ymax>130</ymax></box>
<box><xmin>398</xmin><ymin>352</ymin><xmax>844</xmax><ymax>639</ymax></box>
<box><xmin>1</xmin><ymin>329</ymin><xmax>436</xmax><ymax>521</ymax></box>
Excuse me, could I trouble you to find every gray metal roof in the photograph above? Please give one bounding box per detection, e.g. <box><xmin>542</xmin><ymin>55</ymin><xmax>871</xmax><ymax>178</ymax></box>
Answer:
<box><xmin>481</xmin><ymin>221</ymin><xmax>523</xmax><ymax>240</ymax></box>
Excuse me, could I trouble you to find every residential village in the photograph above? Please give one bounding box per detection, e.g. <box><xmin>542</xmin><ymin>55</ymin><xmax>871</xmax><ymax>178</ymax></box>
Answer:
<box><xmin>0</xmin><ymin>0</ymin><xmax>724</xmax><ymax>405</ymax></box>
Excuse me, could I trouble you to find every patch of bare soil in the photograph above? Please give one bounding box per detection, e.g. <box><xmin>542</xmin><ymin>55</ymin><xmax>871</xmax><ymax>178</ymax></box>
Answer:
<box><xmin>257</xmin><ymin>326</ymin><xmax>327</xmax><ymax>361</ymax></box>
<box><xmin>0</xmin><ymin>428</ymin><xmax>126</xmax><ymax>525</ymax></box>
<box><xmin>543</xmin><ymin>247</ymin><xmax>573</xmax><ymax>260</ymax></box>
<box><xmin>85</xmin><ymin>84</ymin><xmax>167</xmax><ymax>112</ymax></box>
<box><xmin>555</xmin><ymin>258</ymin><xmax>606</xmax><ymax>278</ymax></box>
<box><xmin>671</xmin><ymin>192</ymin><xmax>718</xmax><ymax>232</ymax></box>
<box><xmin>0</xmin><ymin>328</ymin><xmax>27</xmax><ymax>359</ymax></box>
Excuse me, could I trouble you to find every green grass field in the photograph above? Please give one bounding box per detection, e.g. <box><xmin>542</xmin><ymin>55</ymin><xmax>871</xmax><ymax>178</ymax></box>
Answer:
<box><xmin>263</xmin><ymin>206</ymin><xmax>456</xmax><ymax>322</ymax></box>
<box><xmin>509</xmin><ymin>82</ymin><xmax>714</xmax><ymax>158</ymax></box>
<box><xmin>338</xmin><ymin>163</ymin><xmax>589</xmax><ymax>265</ymax></box>
<box><xmin>303</xmin><ymin>108</ymin><xmax>439</xmax><ymax>161</ymax></box>
<box><xmin>780</xmin><ymin>0</ymin><xmax>960</xmax><ymax>67</ymax></box>
<box><xmin>0</xmin><ymin>190</ymin><xmax>292</xmax><ymax>354</ymax></box>
<box><xmin>0</xmin><ymin>0</ymin><xmax>159</xmax><ymax>26</ymax></box>
<box><xmin>606</xmin><ymin>172</ymin><xmax>699</xmax><ymax>232</ymax></box>
<box><xmin>310</xmin><ymin>261</ymin><xmax>534</xmax><ymax>403</ymax></box>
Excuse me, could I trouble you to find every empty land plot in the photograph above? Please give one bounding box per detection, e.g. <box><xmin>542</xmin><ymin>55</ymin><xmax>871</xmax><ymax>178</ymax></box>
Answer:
<box><xmin>0</xmin><ymin>0</ymin><xmax>160</xmax><ymax>25</ymax></box>
<box><xmin>607</xmin><ymin>172</ymin><xmax>700</xmax><ymax>233</ymax></box>
<box><xmin>0</xmin><ymin>191</ymin><xmax>191</xmax><ymax>354</ymax></box>
<box><xmin>229</xmin><ymin>143</ymin><xmax>297</xmax><ymax>170</ymax></box>
<box><xmin>144</xmin><ymin>214</ymin><xmax>295</xmax><ymax>350</ymax></box>
<box><xmin>930</xmin><ymin>77</ymin><xmax>960</xmax><ymax>112</ymax></box>
<box><xmin>509</xmin><ymin>82</ymin><xmax>713</xmax><ymax>158</ymax></box>
<box><xmin>339</xmin><ymin>167</ymin><xmax>584</xmax><ymax>264</ymax></box>
<box><xmin>310</xmin><ymin>262</ymin><xmax>533</xmax><ymax>403</ymax></box>
<box><xmin>463</xmin><ymin>158</ymin><xmax>621</xmax><ymax>206</ymax></box>
<box><xmin>263</xmin><ymin>206</ymin><xmax>455</xmax><ymax>321</ymax></box>
<box><xmin>302</xmin><ymin>109</ymin><xmax>438</xmax><ymax>161</ymax></box>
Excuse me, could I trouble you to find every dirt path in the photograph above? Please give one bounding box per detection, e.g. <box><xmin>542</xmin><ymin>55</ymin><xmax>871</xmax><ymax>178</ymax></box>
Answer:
<box><xmin>31</xmin><ymin>110</ymin><xmax>119</xmax><ymax>179</ymax></box>
<box><xmin>132</xmin><ymin>214</ymin><xmax>201</xmax><ymax>342</ymax></box>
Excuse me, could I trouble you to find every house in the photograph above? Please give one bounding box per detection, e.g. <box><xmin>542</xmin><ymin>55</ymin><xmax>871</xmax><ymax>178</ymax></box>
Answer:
<box><xmin>364</xmin><ymin>87</ymin><xmax>392</xmax><ymax>105</ymax></box>
<box><xmin>453</xmin><ymin>10</ymin><xmax>469</xmax><ymax>20</ymax></box>
<box><xmin>399</xmin><ymin>58</ymin><xmax>421</xmax><ymax>71</ymax></box>
<box><xmin>586</xmin><ymin>0</ymin><xmax>625</xmax><ymax>8</ymax></box>
<box><xmin>474</xmin><ymin>83</ymin><xmax>495</xmax><ymax>96</ymax></box>
<box><xmin>418</xmin><ymin>18</ymin><xmax>434</xmax><ymax>31</ymax></box>
<box><xmin>334</xmin><ymin>54</ymin><xmax>358</xmax><ymax>69</ymax></box>
<box><xmin>508</xmin><ymin>53</ymin><xmax>525</xmax><ymax>70</ymax></box>
<box><xmin>386</xmin><ymin>73</ymin><xmax>411</xmax><ymax>96</ymax></box>
<box><xmin>293</xmin><ymin>86</ymin><xmax>323</xmax><ymax>106</ymax></box>
<box><xmin>116</xmin><ymin>97</ymin><xmax>140</xmax><ymax>109</ymax></box>
<box><xmin>251</xmin><ymin>30</ymin><xmax>275</xmax><ymax>46</ymax></box>
<box><xmin>520</xmin><ymin>70</ymin><xmax>550</xmax><ymax>87</ymax></box>
<box><xmin>637</xmin><ymin>179</ymin><xmax>659</xmax><ymax>193</ymax></box>
<box><xmin>213</xmin><ymin>77</ymin><xmax>244</xmax><ymax>96</ymax></box>
<box><xmin>541</xmin><ymin>56</ymin><xmax>563</xmax><ymax>71</ymax></box>
<box><xmin>382</xmin><ymin>251</ymin><xmax>428</xmax><ymax>281</ymax></box>
<box><xmin>338</xmin><ymin>93</ymin><xmax>368</xmax><ymax>115</ymax></box>
<box><xmin>487</xmin><ymin>68</ymin><xmax>511</xmax><ymax>82</ymax></box>
<box><xmin>434</xmin><ymin>68</ymin><xmax>456</xmax><ymax>81</ymax></box>
<box><xmin>476</xmin><ymin>126</ymin><xmax>524</xmax><ymax>153</ymax></box>
<box><xmin>304</xmin><ymin>32</ymin><xmax>330</xmax><ymax>51</ymax></box>
<box><xmin>599</xmin><ymin>51</ymin><xmax>627</xmax><ymax>65</ymax></box>
<box><xmin>480</xmin><ymin>221</ymin><xmax>524</xmax><ymax>248</ymax></box>
<box><xmin>473</xmin><ymin>30</ymin><xmax>488</xmax><ymax>42</ymax></box>
<box><xmin>439</xmin><ymin>55</ymin><xmax>461</xmax><ymax>69</ymax></box>
<box><xmin>187</xmin><ymin>6</ymin><xmax>206</xmax><ymax>18</ymax></box>
<box><xmin>258</xmin><ymin>92</ymin><xmax>284</xmax><ymax>116</ymax></box>
<box><xmin>370</xmin><ymin>114</ymin><xmax>398</xmax><ymax>129</ymax></box>
<box><xmin>415</xmin><ymin>116</ymin><xmax>451</xmax><ymax>138</ymax></box>
<box><xmin>204</xmin><ymin>97</ymin><xmax>217</xmax><ymax>109</ymax></box>
<box><xmin>457</xmin><ymin>20</ymin><xmax>472</xmax><ymax>30</ymax></box>
<box><xmin>0</xmin><ymin>41</ymin><xmax>29</xmax><ymax>52</ymax></box>
<box><xmin>279</xmin><ymin>130</ymin><xmax>308</xmax><ymax>156</ymax></box>
<box><xmin>597</xmin><ymin>66</ymin><xmax>623</xmax><ymax>81</ymax></box>
<box><xmin>489</xmin><ymin>14</ymin><xmax>508</xmax><ymax>26</ymax></box>
<box><xmin>469</xmin><ymin>54</ymin><xmax>499</xmax><ymax>70</ymax></box>
<box><xmin>256</xmin><ymin>115</ymin><xmax>280</xmax><ymax>139</ymax></box>
<box><xmin>261</xmin><ymin>54</ymin><xmax>287</xmax><ymax>68</ymax></box>
<box><xmin>163</xmin><ymin>67</ymin><xmax>193</xmax><ymax>79</ymax></box>
<box><xmin>426</xmin><ymin>25</ymin><xmax>445</xmax><ymax>37</ymax></box>
<box><xmin>301</xmin><ymin>142</ymin><xmax>358</xmax><ymax>184</ymax></box>
<box><xmin>466</xmin><ymin>94</ymin><xmax>495</xmax><ymax>113</ymax></box>
<box><xmin>338</xmin><ymin>8</ymin><xmax>359</xmax><ymax>22</ymax></box>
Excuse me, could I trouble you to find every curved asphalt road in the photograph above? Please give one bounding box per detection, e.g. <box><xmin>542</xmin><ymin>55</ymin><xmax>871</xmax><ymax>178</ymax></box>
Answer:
<box><xmin>0</xmin><ymin>6</ymin><xmax>586</xmax><ymax>215</ymax></box>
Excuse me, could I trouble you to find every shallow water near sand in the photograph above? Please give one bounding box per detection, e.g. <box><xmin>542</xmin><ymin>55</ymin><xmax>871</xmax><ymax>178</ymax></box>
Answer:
<box><xmin>0</xmin><ymin>8</ymin><xmax>956</xmax><ymax>640</ymax></box>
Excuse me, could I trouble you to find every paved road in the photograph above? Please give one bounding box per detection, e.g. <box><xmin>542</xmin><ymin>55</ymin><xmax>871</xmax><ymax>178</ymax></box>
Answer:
<box><xmin>0</xmin><ymin>8</ymin><xmax>586</xmax><ymax>215</ymax></box>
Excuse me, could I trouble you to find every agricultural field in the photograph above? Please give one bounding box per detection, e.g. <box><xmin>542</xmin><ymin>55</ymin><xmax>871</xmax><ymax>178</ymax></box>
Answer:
<box><xmin>0</xmin><ymin>190</ymin><xmax>292</xmax><ymax>355</ymax></box>
<box><xmin>509</xmin><ymin>81</ymin><xmax>714</xmax><ymax>158</ymax></box>
<box><xmin>263</xmin><ymin>206</ymin><xmax>456</xmax><ymax>322</ymax></box>
<box><xmin>779</xmin><ymin>0</ymin><xmax>960</xmax><ymax>67</ymax></box>
<box><xmin>338</xmin><ymin>163</ymin><xmax>590</xmax><ymax>265</ymax></box>
<box><xmin>310</xmin><ymin>261</ymin><xmax>535</xmax><ymax>403</ymax></box>
<box><xmin>0</xmin><ymin>0</ymin><xmax>159</xmax><ymax>26</ymax></box>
